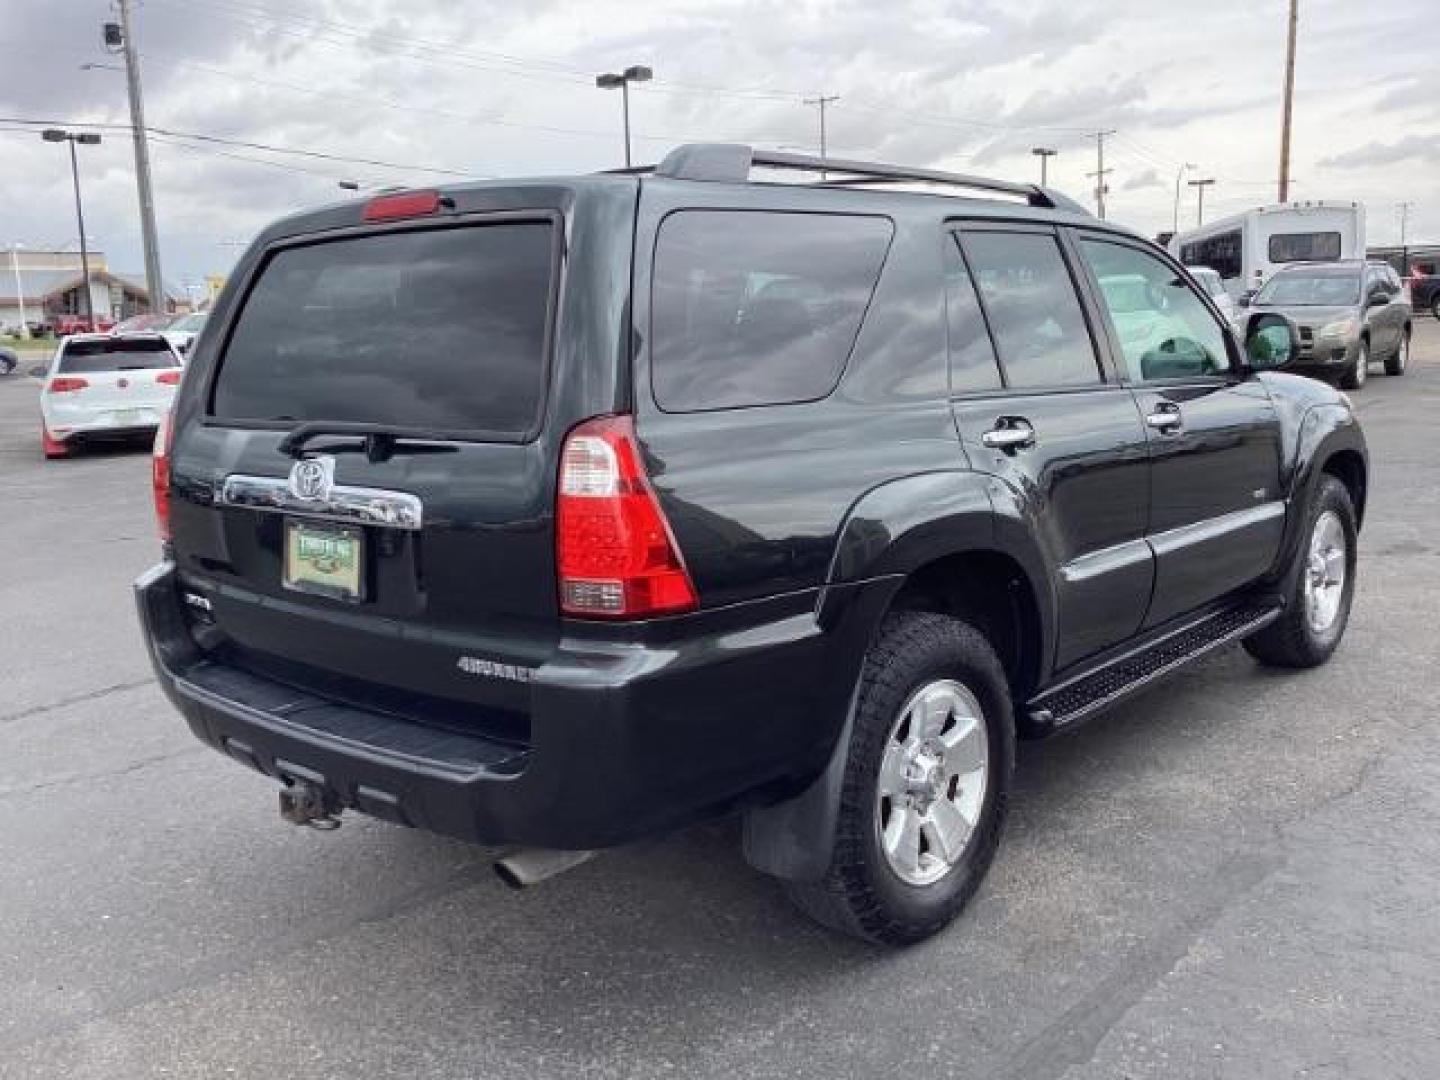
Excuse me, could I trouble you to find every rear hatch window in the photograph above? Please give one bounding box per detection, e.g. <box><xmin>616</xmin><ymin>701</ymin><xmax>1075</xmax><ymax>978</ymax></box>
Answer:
<box><xmin>212</xmin><ymin>222</ymin><xmax>555</xmax><ymax>439</ymax></box>
<box><xmin>59</xmin><ymin>337</ymin><xmax>177</xmax><ymax>372</ymax></box>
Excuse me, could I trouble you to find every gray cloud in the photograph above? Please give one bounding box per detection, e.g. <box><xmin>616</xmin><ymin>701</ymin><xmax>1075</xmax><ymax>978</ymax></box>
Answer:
<box><xmin>1</xmin><ymin>0</ymin><xmax>1434</xmax><ymax>281</ymax></box>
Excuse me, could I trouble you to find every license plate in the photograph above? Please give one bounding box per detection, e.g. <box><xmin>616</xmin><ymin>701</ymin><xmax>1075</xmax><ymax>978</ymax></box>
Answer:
<box><xmin>114</xmin><ymin>409</ymin><xmax>147</xmax><ymax>426</ymax></box>
<box><xmin>283</xmin><ymin>520</ymin><xmax>364</xmax><ymax>601</ymax></box>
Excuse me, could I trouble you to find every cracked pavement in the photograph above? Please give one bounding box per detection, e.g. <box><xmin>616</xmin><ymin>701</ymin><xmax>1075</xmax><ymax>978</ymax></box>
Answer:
<box><xmin>2</xmin><ymin>323</ymin><xmax>1437</xmax><ymax>1078</ymax></box>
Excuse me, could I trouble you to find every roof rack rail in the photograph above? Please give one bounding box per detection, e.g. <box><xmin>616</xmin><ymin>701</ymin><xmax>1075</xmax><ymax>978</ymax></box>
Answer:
<box><xmin>636</xmin><ymin>143</ymin><xmax>1089</xmax><ymax>215</ymax></box>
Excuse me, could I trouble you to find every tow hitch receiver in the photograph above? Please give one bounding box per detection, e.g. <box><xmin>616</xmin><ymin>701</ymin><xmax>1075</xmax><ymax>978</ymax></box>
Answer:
<box><xmin>279</xmin><ymin>780</ymin><xmax>343</xmax><ymax>830</ymax></box>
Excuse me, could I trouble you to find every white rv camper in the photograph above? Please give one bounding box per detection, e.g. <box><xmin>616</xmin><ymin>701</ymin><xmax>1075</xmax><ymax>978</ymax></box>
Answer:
<box><xmin>1170</xmin><ymin>201</ymin><xmax>1366</xmax><ymax>300</ymax></box>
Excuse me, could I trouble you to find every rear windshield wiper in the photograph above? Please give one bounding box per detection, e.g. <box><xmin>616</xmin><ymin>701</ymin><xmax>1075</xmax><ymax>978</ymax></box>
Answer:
<box><xmin>278</xmin><ymin>421</ymin><xmax>453</xmax><ymax>461</ymax></box>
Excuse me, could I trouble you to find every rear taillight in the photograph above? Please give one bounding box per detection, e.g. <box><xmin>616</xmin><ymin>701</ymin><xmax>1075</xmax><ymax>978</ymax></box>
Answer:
<box><xmin>152</xmin><ymin>406</ymin><xmax>175</xmax><ymax>544</ymax></box>
<box><xmin>48</xmin><ymin>376</ymin><xmax>89</xmax><ymax>393</ymax></box>
<box><xmin>556</xmin><ymin>415</ymin><xmax>698</xmax><ymax>619</ymax></box>
<box><xmin>156</xmin><ymin>369</ymin><xmax>182</xmax><ymax>385</ymax></box>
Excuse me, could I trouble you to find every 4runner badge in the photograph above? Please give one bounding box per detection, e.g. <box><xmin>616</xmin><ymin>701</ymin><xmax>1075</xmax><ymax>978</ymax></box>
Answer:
<box><xmin>457</xmin><ymin>656</ymin><xmax>534</xmax><ymax>683</ymax></box>
<box><xmin>289</xmin><ymin>456</ymin><xmax>335</xmax><ymax>502</ymax></box>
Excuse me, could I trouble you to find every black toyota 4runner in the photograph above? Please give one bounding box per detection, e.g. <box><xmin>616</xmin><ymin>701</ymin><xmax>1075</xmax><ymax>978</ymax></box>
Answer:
<box><xmin>137</xmin><ymin>144</ymin><xmax>1367</xmax><ymax>945</ymax></box>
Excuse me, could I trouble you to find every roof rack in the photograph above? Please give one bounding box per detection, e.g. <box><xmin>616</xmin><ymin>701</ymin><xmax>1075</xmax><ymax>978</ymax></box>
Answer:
<box><xmin>629</xmin><ymin>143</ymin><xmax>1089</xmax><ymax>215</ymax></box>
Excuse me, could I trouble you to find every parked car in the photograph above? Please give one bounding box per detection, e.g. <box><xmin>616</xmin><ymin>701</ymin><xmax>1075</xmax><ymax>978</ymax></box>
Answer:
<box><xmin>0</xmin><ymin>345</ymin><xmax>18</xmax><ymax>375</ymax></box>
<box><xmin>40</xmin><ymin>333</ymin><xmax>182</xmax><ymax>458</ymax></box>
<box><xmin>1407</xmin><ymin>258</ymin><xmax>1440</xmax><ymax>320</ymax></box>
<box><xmin>1187</xmin><ymin>265</ymin><xmax>1240</xmax><ymax>326</ymax></box>
<box><xmin>1240</xmin><ymin>259</ymin><xmax>1411</xmax><ymax>389</ymax></box>
<box><xmin>53</xmin><ymin>314</ymin><xmax>116</xmax><ymax>336</ymax></box>
<box><xmin>137</xmin><ymin>144</ymin><xmax>1367</xmax><ymax>945</ymax></box>
<box><xmin>160</xmin><ymin>310</ymin><xmax>209</xmax><ymax>356</ymax></box>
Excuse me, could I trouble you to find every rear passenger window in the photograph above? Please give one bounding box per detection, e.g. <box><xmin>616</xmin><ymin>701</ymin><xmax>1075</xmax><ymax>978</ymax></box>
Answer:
<box><xmin>944</xmin><ymin>237</ymin><xmax>1002</xmax><ymax>394</ymax></box>
<box><xmin>651</xmin><ymin>211</ymin><xmax>893</xmax><ymax>411</ymax></box>
<box><xmin>960</xmin><ymin>232</ymin><xmax>1102</xmax><ymax>389</ymax></box>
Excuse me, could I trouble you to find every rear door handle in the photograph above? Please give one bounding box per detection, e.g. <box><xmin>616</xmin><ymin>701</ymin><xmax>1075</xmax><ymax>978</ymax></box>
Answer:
<box><xmin>981</xmin><ymin>418</ymin><xmax>1036</xmax><ymax>450</ymax></box>
<box><xmin>1145</xmin><ymin>404</ymin><xmax>1183</xmax><ymax>433</ymax></box>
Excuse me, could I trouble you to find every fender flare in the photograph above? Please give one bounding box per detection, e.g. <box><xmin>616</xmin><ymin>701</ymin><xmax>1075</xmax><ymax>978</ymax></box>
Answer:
<box><xmin>743</xmin><ymin>470</ymin><xmax>1053</xmax><ymax>882</ymax></box>
<box><xmin>1270</xmin><ymin>402</ymin><xmax>1367</xmax><ymax>586</ymax></box>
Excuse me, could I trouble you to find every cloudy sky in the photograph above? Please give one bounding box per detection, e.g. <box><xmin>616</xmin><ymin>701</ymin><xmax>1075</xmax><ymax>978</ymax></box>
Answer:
<box><xmin>0</xmin><ymin>0</ymin><xmax>1432</xmax><ymax>288</ymax></box>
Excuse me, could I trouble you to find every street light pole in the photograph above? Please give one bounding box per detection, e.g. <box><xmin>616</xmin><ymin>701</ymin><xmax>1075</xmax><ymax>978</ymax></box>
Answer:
<box><xmin>595</xmin><ymin>65</ymin><xmax>653</xmax><ymax>167</ymax></box>
<box><xmin>1188</xmin><ymin>177</ymin><xmax>1216</xmax><ymax>227</ymax></box>
<box><xmin>43</xmin><ymin>129</ymin><xmax>102</xmax><ymax>329</ymax></box>
<box><xmin>1031</xmin><ymin>147</ymin><xmax>1058</xmax><ymax>186</ymax></box>
<box><xmin>9</xmin><ymin>244</ymin><xmax>29</xmax><ymax>339</ymax></box>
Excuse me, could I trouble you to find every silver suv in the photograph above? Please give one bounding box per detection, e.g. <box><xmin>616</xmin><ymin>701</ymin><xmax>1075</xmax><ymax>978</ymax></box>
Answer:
<box><xmin>1241</xmin><ymin>260</ymin><xmax>1411</xmax><ymax>389</ymax></box>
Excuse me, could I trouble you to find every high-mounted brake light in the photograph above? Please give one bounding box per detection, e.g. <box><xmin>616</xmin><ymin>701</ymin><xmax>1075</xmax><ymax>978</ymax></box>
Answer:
<box><xmin>556</xmin><ymin>415</ymin><xmax>698</xmax><ymax>619</ymax></box>
<box><xmin>362</xmin><ymin>190</ymin><xmax>442</xmax><ymax>222</ymax></box>
<box><xmin>152</xmin><ymin>406</ymin><xmax>175</xmax><ymax>544</ymax></box>
<box><xmin>156</xmin><ymin>369</ymin><xmax>182</xmax><ymax>385</ymax></box>
<box><xmin>48</xmin><ymin>376</ymin><xmax>89</xmax><ymax>393</ymax></box>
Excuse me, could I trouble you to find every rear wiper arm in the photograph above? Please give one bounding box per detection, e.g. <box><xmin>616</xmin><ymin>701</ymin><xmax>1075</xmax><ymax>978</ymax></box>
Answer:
<box><xmin>278</xmin><ymin>421</ymin><xmax>451</xmax><ymax>461</ymax></box>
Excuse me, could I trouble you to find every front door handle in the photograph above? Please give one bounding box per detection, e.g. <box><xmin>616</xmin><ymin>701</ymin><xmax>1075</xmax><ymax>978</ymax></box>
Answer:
<box><xmin>1145</xmin><ymin>404</ymin><xmax>1183</xmax><ymax>433</ymax></box>
<box><xmin>981</xmin><ymin>417</ymin><xmax>1036</xmax><ymax>450</ymax></box>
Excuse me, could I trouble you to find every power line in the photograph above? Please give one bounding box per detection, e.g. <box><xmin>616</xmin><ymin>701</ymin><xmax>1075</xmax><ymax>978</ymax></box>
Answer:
<box><xmin>0</xmin><ymin>116</ymin><xmax>476</xmax><ymax>177</ymax></box>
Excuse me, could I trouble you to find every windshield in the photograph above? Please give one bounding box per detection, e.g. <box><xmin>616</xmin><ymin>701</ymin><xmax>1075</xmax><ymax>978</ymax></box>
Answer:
<box><xmin>57</xmin><ymin>337</ymin><xmax>178</xmax><ymax>372</ymax></box>
<box><xmin>1255</xmin><ymin>270</ymin><xmax>1360</xmax><ymax>307</ymax></box>
<box><xmin>168</xmin><ymin>312</ymin><xmax>208</xmax><ymax>332</ymax></box>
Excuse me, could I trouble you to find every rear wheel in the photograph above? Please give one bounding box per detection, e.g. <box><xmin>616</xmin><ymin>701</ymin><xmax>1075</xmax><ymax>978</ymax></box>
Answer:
<box><xmin>41</xmin><ymin>427</ymin><xmax>71</xmax><ymax>460</ymax></box>
<box><xmin>1385</xmin><ymin>329</ymin><xmax>1409</xmax><ymax>376</ymax></box>
<box><xmin>1339</xmin><ymin>339</ymin><xmax>1369</xmax><ymax>390</ymax></box>
<box><xmin>784</xmin><ymin>611</ymin><xmax>1014</xmax><ymax>946</ymax></box>
<box><xmin>1244</xmin><ymin>476</ymin><xmax>1356</xmax><ymax>668</ymax></box>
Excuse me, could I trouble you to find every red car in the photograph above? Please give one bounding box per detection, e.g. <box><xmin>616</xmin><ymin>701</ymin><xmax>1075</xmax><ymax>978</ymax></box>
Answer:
<box><xmin>55</xmin><ymin>315</ymin><xmax>117</xmax><ymax>335</ymax></box>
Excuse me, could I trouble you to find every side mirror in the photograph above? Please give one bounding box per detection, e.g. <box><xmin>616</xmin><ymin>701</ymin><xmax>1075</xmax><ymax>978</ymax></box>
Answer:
<box><xmin>1243</xmin><ymin>312</ymin><xmax>1300</xmax><ymax>372</ymax></box>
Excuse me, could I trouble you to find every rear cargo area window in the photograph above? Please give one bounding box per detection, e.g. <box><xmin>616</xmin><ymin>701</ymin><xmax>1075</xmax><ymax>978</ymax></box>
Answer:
<box><xmin>1269</xmin><ymin>231</ymin><xmax>1341</xmax><ymax>264</ymax></box>
<box><xmin>58</xmin><ymin>337</ymin><xmax>177</xmax><ymax>373</ymax></box>
<box><xmin>651</xmin><ymin>210</ymin><xmax>892</xmax><ymax>411</ymax></box>
<box><xmin>213</xmin><ymin>223</ymin><xmax>553</xmax><ymax>437</ymax></box>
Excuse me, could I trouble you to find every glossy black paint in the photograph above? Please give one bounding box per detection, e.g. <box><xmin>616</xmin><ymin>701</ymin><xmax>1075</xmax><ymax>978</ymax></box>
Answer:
<box><xmin>143</xmin><ymin>169</ymin><xmax>1368</xmax><ymax>861</ymax></box>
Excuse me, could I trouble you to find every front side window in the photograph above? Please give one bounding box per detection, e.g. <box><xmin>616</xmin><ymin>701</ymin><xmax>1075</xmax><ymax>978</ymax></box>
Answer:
<box><xmin>1269</xmin><ymin>231</ymin><xmax>1341</xmax><ymax>263</ymax></box>
<box><xmin>651</xmin><ymin>211</ymin><xmax>893</xmax><ymax>411</ymax></box>
<box><xmin>960</xmin><ymin>231</ymin><xmax>1101</xmax><ymax>389</ymax></box>
<box><xmin>1081</xmin><ymin>239</ymin><xmax>1231</xmax><ymax>382</ymax></box>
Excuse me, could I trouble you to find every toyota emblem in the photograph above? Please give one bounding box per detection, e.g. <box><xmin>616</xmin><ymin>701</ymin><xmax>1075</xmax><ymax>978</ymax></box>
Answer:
<box><xmin>288</xmin><ymin>455</ymin><xmax>335</xmax><ymax>502</ymax></box>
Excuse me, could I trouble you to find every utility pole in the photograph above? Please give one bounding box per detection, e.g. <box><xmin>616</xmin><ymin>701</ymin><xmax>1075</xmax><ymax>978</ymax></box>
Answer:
<box><xmin>1278</xmin><ymin>0</ymin><xmax>1298</xmax><ymax>203</ymax></box>
<box><xmin>1086</xmin><ymin>130</ymin><xmax>1116</xmax><ymax>219</ymax></box>
<box><xmin>1172</xmin><ymin>162</ymin><xmax>1196</xmax><ymax>234</ymax></box>
<box><xmin>1189</xmin><ymin>177</ymin><xmax>1216</xmax><ymax>226</ymax></box>
<box><xmin>107</xmin><ymin>1</ymin><xmax>165</xmax><ymax>313</ymax></box>
<box><xmin>1397</xmin><ymin>201</ymin><xmax>1414</xmax><ymax>275</ymax></box>
<box><xmin>803</xmin><ymin>94</ymin><xmax>840</xmax><ymax>162</ymax></box>
<box><xmin>1031</xmin><ymin>147</ymin><xmax>1058</xmax><ymax>186</ymax></box>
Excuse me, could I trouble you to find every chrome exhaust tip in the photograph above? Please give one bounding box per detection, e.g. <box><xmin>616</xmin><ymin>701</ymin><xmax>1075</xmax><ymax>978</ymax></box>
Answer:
<box><xmin>494</xmin><ymin>848</ymin><xmax>596</xmax><ymax>889</ymax></box>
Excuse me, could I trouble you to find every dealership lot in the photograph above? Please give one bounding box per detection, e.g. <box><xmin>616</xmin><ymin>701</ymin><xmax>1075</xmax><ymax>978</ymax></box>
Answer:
<box><xmin>2</xmin><ymin>324</ymin><xmax>1438</xmax><ymax>1078</ymax></box>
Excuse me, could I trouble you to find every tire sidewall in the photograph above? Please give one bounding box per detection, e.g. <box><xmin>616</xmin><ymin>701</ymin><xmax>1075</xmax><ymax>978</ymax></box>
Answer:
<box><xmin>839</xmin><ymin>616</ymin><xmax>1015</xmax><ymax>937</ymax></box>
<box><xmin>1296</xmin><ymin>478</ymin><xmax>1358</xmax><ymax>659</ymax></box>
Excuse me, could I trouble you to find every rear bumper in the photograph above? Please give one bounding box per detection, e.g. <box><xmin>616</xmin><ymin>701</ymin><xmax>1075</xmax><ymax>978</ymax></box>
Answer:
<box><xmin>42</xmin><ymin>402</ymin><xmax>164</xmax><ymax>439</ymax></box>
<box><xmin>136</xmin><ymin>561</ymin><xmax>889</xmax><ymax>849</ymax></box>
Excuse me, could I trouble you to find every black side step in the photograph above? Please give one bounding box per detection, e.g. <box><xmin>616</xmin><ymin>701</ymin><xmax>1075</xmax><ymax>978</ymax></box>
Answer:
<box><xmin>1026</xmin><ymin>601</ymin><xmax>1283</xmax><ymax>735</ymax></box>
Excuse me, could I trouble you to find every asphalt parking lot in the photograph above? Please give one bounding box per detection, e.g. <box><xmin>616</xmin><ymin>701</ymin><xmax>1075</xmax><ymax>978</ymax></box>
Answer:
<box><xmin>2</xmin><ymin>325</ymin><xmax>1438</xmax><ymax>1079</ymax></box>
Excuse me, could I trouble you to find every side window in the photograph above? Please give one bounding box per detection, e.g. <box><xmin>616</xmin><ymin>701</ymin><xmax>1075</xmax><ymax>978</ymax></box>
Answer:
<box><xmin>1080</xmin><ymin>239</ymin><xmax>1232</xmax><ymax>382</ymax></box>
<box><xmin>943</xmin><ymin>236</ymin><xmax>1003</xmax><ymax>394</ymax></box>
<box><xmin>959</xmin><ymin>231</ymin><xmax>1103</xmax><ymax>389</ymax></box>
<box><xmin>650</xmin><ymin>210</ymin><xmax>893</xmax><ymax>412</ymax></box>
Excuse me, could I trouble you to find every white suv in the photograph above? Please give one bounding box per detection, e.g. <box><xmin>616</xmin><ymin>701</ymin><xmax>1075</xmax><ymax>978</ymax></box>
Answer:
<box><xmin>40</xmin><ymin>333</ymin><xmax>182</xmax><ymax>459</ymax></box>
